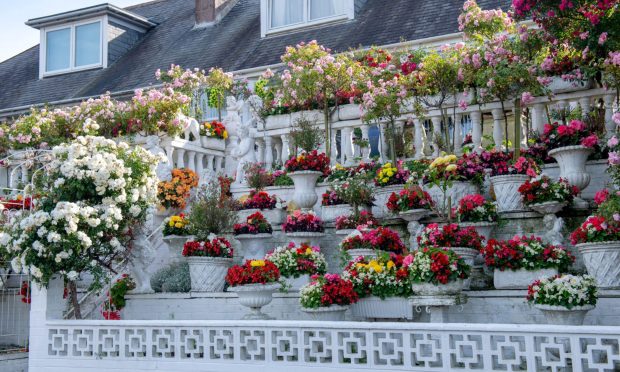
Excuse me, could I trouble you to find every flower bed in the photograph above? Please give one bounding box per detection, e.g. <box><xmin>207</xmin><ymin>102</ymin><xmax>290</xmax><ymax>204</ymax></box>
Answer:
<box><xmin>343</xmin><ymin>254</ymin><xmax>412</xmax><ymax>299</ymax></box>
<box><xmin>518</xmin><ymin>176</ymin><xmax>578</xmax><ymax>205</ymax></box>
<box><xmin>386</xmin><ymin>186</ymin><xmax>434</xmax><ymax>213</ymax></box>
<box><xmin>417</xmin><ymin>223</ymin><xmax>484</xmax><ymax>250</ymax></box>
<box><xmin>163</xmin><ymin>214</ymin><xmax>189</xmax><ymax>236</ymax></box>
<box><xmin>300</xmin><ymin>273</ymin><xmax>358</xmax><ymax>309</ymax></box>
<box><xmin>483</xmin><ymin>236</ymin><xmax>574</xmax><ymax>271</ymax></box>
<box><xmin>265</xmin><ymin>242</ymin><xmax>327</xmax><ymax>278</ymax></box>
<box><xmin>282</xmin><ymin>211</ymin><xmax>324</xmax><ymax>233</ymax></box>
<box><xmin>335</xmin><ymin>210</ymin><xmax>378</xmax><ymax>231</ymax></box>
<box><xmin>233</xmin><ymin>211</ymin><xmax>273</xmax><ymax>235</ymax></box>
<box><xmin>225</xmin><ymin>259</ymin><xmax>280</xmax><ymax>287</ymax></box>
<box><xmin>527</xmin><ymin>274</ymin><xmax>597</xmax><ymax>309</ymax></box>
<box><xmin>455</xmin><ymin>194</ymin><xmax>498</xmax><ymax>223</ymax></box>
<box><xmin>182</xmin><ymin>235</ymin><xmax>233</xmax><ymax>258</ymax></box>
<box><xmin>405</xmin><ymin>247</ymin><xmax>470</xmax><ymax>285</ymax></box>
<box><xmin>157</xmin><ymin>168</ymin><xmax>199</xmax><ymax>210</ymax></box>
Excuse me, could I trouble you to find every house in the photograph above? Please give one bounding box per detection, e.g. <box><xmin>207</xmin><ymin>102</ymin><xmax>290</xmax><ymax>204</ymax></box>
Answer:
<box><xmin>0</xmin><ymin>0</ymin><xmax>511</xmax><ymax>121</ymax></box>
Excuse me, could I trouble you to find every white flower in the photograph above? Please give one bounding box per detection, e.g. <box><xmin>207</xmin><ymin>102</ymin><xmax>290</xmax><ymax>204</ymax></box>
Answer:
<box><xmin>67</xmin><ymin>271</ymin><xmax>79</xmax><ymax>281</ymax></box>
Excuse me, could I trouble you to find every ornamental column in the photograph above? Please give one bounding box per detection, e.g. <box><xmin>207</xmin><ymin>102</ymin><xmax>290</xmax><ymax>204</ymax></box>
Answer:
<box><xmin>491</xmin><ymin>108</ymin><xmax>504</xmax><ymax>150</ymax></box>
<box><xmin>280</xmin><ymin>134</ymin><xmax>290</xmax><ymax>163</ymax></box>
<box><xmin>413</xmin><ymin>117</ymin><xmax>425</xmax><ymax>159</ymax></box>
<box><xmin>532</xmin><ymin>103</ymin><xmax>546</xmax><ymax>135</ymax></box>
<box><xmin>454</xmin><ymin>113</ymin><xmax>463</xmax><ymax>156</ymax></box>
<box><xmin>264</xmin><ymin>136</ymin><xmax>274</xmax><ymax>170</ymax></box>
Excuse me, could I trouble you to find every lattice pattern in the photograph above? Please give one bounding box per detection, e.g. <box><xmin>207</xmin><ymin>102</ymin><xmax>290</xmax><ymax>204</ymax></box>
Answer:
<box><xmin>46</xmin><ymin>323</ymin><xmax>620</xmax><ymax>371</ymax></box>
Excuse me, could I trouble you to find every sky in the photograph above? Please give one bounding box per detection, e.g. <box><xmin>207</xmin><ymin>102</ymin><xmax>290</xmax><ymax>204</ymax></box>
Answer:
<box><xmin>0</xmin><ymin>0</ymin><xmax>148</xmax><ymax>62</ymax></box>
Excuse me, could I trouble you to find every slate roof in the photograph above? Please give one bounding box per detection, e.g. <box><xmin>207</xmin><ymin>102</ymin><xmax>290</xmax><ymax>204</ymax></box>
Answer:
<box><xmin>0</xmin><ymin>0</ymin><xmax>510</xmax><ymax>114</ymax></box>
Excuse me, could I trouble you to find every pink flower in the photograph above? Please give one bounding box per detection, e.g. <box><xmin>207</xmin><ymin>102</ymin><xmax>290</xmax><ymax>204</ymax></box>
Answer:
<box><xmin>609</xmin><ymin>152</ymin><xmax>620</xmax><ymax>165</ymax></box>
<box><xmin>594</xmin><ymin>189</ymin><xmax>609</xmax><ymax>205</ymax></box>
<box><xmin>614</xmin><ymin>214</ymin><xmax>620</xmax><ymax>222</ymax></box>
<box><xmin>403</xmin><ymin>255</ymin><xmax>414</xmax><ymax>267</ymax></box>
<box><xmin>521</xmin><ymin>91</ymin><xmax>535</xmax><ymax>105</ymax></box>
<box><xmin>579</xmin><ymin>31</ymin><xmax>589</xmax><ymax>40</ymax></box>
<box><xmin>608</xmin><ymin>136</ymin><xmax>619</xmax><ymax>148</ymax></box>
<box><xmin>458</xmin><ymin>99</ymin><xmax>468</xmax><ymax>111</ymax></box>
<box><xmin>613</xmin><ymin>112</ymin><xmax>620</xmax><ymax>126</ymax></box>
<box><xmin>599</xmin><ymin>32</ymin><xmax>608</xmax><ymax>45</ymax></box>
<box><xmin>580</xmin><ymin>134</ymin><xmax>598</xmax><ymax>148</ymax></box>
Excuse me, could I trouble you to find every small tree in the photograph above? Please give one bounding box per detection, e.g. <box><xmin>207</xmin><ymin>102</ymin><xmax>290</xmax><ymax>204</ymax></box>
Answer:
<box><xmin>187</xmin><ymin>181</ymin><xmax>237</xmax><ymax>240</ymax></box>
<box><xmin>290</xmin><ymin>116</ymin><xmax>324</xmax><ymax>154</ymax></box>
<box><xmin>205</xmin><ymin>67</ymin><xmax>234</xmax><ymax>121</ymax></box>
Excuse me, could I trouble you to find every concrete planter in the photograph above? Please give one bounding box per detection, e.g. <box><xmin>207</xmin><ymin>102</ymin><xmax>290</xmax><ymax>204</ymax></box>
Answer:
<box><xmin>229</xmin><ymin>283</ymin><xmax>280</xmax><ymax>320</ymax></box>
<box><xmin>285</xmin><ymin>232</ymin><xmax>325</xmax><ymax>247</ymax></box>
<box><xmin>411</xmin><ymin>280</ymin><xmax>464</xmax><ymax>296</ymax></box>
<box><xmin>577</xmin><ymin>241</ymin><xmax>620</xmax><ymax>289</ymax></box>
<box><xmin>283</xmin><ymin>274</ymin><xmax>311</xmax><ymax>292</ymax></box>
<box><xmin>458</xmin><ymin>221</ymin><xmax>497</xmax><ymax>242</ymax></box>
<box><xmin>493</xmin><ymin>268</ymin><xmax>558</xmax><ymax>289</ymax></box>
<box><xmin>534</xmin><ymin>304</ymin><xmax>594</xmax><ymax>325</ymax></box>
<box><xmin>347</xmin><ymin>248</ymin><xmax>377</xmax><ymax>261</ymax></box>
<box><xmin>548</xmin><ymin>76</ymin><xmax>592</xmax><ymax>94</ymax></box>
<box><xmin>187</xmin><ymin>256</ymin><xmax>232</xmax><ymax>292</ymax></box>
<box><xmin>321</xmin><ymin>204</ymin><xmax>353</xmax><ymax>222</ymax></box>
<box><xmin>162</xmin><ymin>235</ymin><xmax>195</xmax><ymax>263</ymax></box>
<box><xmin>528</xmin><ymin>201</ymin><xmax>568</xmax><ymax>216</ymax></box>
<box><xmin>265</xmin><ymin>114</ymin><xmax>291</xmax><ymax>130</ymax></box>
<box><xmin>338</xmin><ymin>103</ymin><xmax>363</xmax><ymax>121</ymax></box>
<box><xmin>372</xmin><ymin>184</ymin><xmax>405</xmax><ymax>218</ymax></box>
<box><xmin>302</xmin><ymin>305</ymin><xmax>348</xmax><ymax>321</ymax></box>
<box><xmin>351</xmin><ymin>296</ymin><xmax>412</xmax><ymax>320</ymax></box>
<box><xmin>290</xmin><ymin>109</ymin><xmax>324</xmax><ymax>125</ymax></box>
<box><xmin>548</xmin><ymin>145</ymin><xmax>593</xmax><ymax>208</ymax></box>
<box><xmin>427</xmin><ymin>181</ymin><xmax>479</xmax><ymax>212</ymax></box>
<box><xmin>200</xmin><ymin>136</ymin><xmax>225</xmax><ymax>151</ymax></box>
<box><xmin>235</xmin><ymin>233</ymin><xmax>273</xmax><ymax>261</ymax></box>
<box><xmin>491</xmin><ymin>175</ymin><xmax>530</xmax><ymax>213</ymax></box>
<box><xmin>289</xmin><ymin>171</ymin><xmax>322</xmax><ymax>211</ymax></box>
<box><xmin>237</xmin><ymin>208</ymin><xmax>286</xmax><ymax>225</ymax></box>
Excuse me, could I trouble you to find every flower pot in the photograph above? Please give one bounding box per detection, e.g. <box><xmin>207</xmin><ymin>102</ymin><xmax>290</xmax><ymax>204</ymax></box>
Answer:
<box><xmin>447</xmin><ymin>247</ymin><xmax>478</xmax><ymax>290</ymax></box>
<box><xmin>235</xmin><ymin>233</ymin><xmax>272</xmax><ymax>261</ymax></box>
<box><xmin>200</xmin><ymin>136</ymin><xmax>225</xmax><ymax>151</ymax></box>
<box><xmin>491</xmin><ymin>174</ymin><xmax>530</xmax><ymax>213</ymax></box>
<box><xmin>302</xmin><ymin>305</ymin><xmax>348</xmax><ymax>321</ymax></box>
<box><xmin>534</xmin><ymin>304</ymin><xmax>594</xmax><ymax>325</ymax></box>
<box><xmin>162</xmin><ymin>235</ymin><xmax>195</xmax><ymax>263</ymax></box>
<box><xmin>283</xmin><ymin>274</ymin><xmax>310</xmax><ymax>292</ymax></box>
<box><xmin>548</xmin><ymin>76</ymin><xmax>592</xmax><ymax>94</ymax></box>
<box><xmin>336</xmin><ymin>229</ymin><xmax>355</xmax><ymax>236</ymax></box>
<box><xmin>291</xmin><ymin>109</ymin><xmax>324</xmax><ymax>125</ymax></box>
<box><xmin>285</xmin><ymin>232</ymin><xmax>324</xmax><ymax>247</ymax></box>
<box><xmin>338</xmin><ymin>104</ymin><xmax>364</xmax><ymax>121</ymax></box>
<box><xmin>346</xmin><ymin>248</ymin><xmax>377</xmax><ymax>261</ymax></box>
<box><xmin>529</xmin><ymin>201</ymin><xmax>568</xmax><ymax>216</ymax></box>
<box><xmin>187</xmin><ymin>256</ymin><xmax>232</xmax><ymax>292</ymax></box>
<box><xmin>321</xmin><ymin>204</ymin><xmax>354</xmax><ymax>222</ymax></box>
<box><xmin>229</xmin><ymin>283</ymin><xmax>280</xmax><ymax>320</ymax></box>
<box><xmin>350</xmin><ymin>296</ymin><xmax>413</xmax><ymax>320</ymax></box>
<box><xmin>493</xmin><ymin>268</ymin><xmax>558</xmax><ymax>289</ymax></box>
<box><xmin>265</xmin><ymin>114</ymin><xmax>291</xmax><ymax>130</ymax></box>
<box><xmin>427</xmin><ymin>181</ymin><xmax>479</xmax><ymax>213</ymax></box>
<box><xmin>289</xmin><ymin>171</ymin><xmax>323</xmax><ymax>211</ymax></box>
<box><xmin>399</xmin><ymin>209</ymin><xmax>430</xmax><ymax>249</ymax></box>
<box><xmin>577</xmin><ymin>241</ymin><xmax>620</xmax><ymax>289</ymax></box>
<box><xmin>548</xmin><ymin>145</ymin><xmax>593</xmax><ymax>208</ymax></box>
<box><xmin>237</xmin><ymin>208</ymin><xmax>286</xmax><ymax>225</ymax></box>
<box><xmin>458</xmin><ymin>221</ymin><xmax>497</xmax><ymax>242</ymax></box>
<box><xmin>411</xmin><ymin>280</ymin><xmax>464</xmax><ymax>296</ymax></box>
<box><xmin>373</xmin><ymin>184</ymin><xmax>404</xmax><ymax>218</ymax></box>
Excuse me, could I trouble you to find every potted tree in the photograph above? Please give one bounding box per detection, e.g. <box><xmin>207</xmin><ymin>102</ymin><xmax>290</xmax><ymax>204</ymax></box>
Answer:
<box><xmin>300</xmin><ymin>273</ymin><xmax>358</xmax><ymax>321</ymax></box>
<box><xmin>266</xmin><ymin>242</ymin><xmax>327</xmax><ymax>292</ymax></box>
<box><xmin>483</xmin><ymin>236</ymin><xmax>574</xmax><ymax>289</ymax></box>
<box><xmin>226</xmin><ymin>259</ymin><xmax>281</xmax><ymax>320</ymax></box>
<box><xmin>233</xmin><ymin>211</ymin><xmax>273</xmax><ymax>261</ymax></box>
<box><xmin>527</xmin><ymin>274</ymin><xmax>597</xmax><ymax>325</ymax></box>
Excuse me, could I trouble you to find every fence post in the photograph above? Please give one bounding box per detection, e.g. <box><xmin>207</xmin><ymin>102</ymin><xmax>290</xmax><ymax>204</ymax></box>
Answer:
<box><xmin>28</xmin><ymin>277</ymin><xmax>64</xmax><ymax>371</ymax></box>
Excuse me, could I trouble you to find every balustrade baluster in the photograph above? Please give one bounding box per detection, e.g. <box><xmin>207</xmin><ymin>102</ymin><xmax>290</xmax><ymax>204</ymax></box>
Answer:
<box><xmin>491</xmin><ymin>108</ymin><xmax>504</xmax><ymax>150</ymax></box>
<box><xmin>264</xmin><ymin>136</ymin><xmax>274</xmax><ymax>170</ymax></box>
<box><xmin>470</xmin><ymin>110</ymin><xmax>482</xmax><ymax>153</ymax></box>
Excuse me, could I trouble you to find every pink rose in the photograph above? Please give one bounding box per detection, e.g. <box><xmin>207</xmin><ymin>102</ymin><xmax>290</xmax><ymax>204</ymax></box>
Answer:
<box><xmin>581</xmin><ymin>134</ymin><xmax>598</xmax><ymax>148</ymax></box>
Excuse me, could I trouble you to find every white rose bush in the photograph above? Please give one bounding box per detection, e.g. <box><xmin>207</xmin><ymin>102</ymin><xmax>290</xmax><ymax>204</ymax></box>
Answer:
<box><xmin>0</xmin><ymin>136</ymin><xmax>160</xmax><ymax>316</ymax></box>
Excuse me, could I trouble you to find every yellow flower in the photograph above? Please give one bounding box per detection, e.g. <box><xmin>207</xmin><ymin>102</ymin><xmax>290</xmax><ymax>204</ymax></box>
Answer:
<box><xmin>446</xmin><ymin>164</ymin><xmax>457</xmax><ymax>172</ymax></box>
<box><xmin>174</xmin><ymin>222</ymin><xmax>183</xmax><ymax>228</ymax></box>
<box><xmin>168</xmin><ymin>221</ymin><xmax>175</xmax><ymax>227</ymax></box>
<box><xmin>223</xmin><ymin>130</ymin><xmax>228</xmax><ymax>139</ymax></box>
<box><xmin>382</xmin><ymin>177</ymin><xmax>389</xmax><ymax>183</ymax></box>
<box><xmin>371</xmin><ymin>264</ymin><xmax>383</xmax><ymax>273</ymax></box>
<box><xmin>305</xmin><ymin>248</ymin><xmax>313</xmax><ymax>254</ymax></box>
<box><xmin>447</xmin><ymin>154</ymin><xmax>457</xmax><ymax>162</ymax></box>
<box><xmin>250</xmin><ymin>260</ymin><xmax>266</xmax><ymax>267</ymax></box>
<box><xmin>387</xmin><ymin>261</ymin><xmax>395</xmax><ymax>269</ymax></box>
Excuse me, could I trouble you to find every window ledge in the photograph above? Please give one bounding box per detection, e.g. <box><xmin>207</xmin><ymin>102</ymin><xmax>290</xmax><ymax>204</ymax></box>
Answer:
<box><xmin>42</xmin><ymin>64</ymin><xmax>103</xmax><ymax>78</ymax></box>
<box><xmin>264</xmin><ymin>15</ymin><xmax>350</xmax><ymax>37</ymax></box>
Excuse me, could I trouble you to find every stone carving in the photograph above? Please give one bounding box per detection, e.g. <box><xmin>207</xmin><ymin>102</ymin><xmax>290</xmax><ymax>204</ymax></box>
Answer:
<box><xmin>129</xmin><ymin>227</ymin><xmax>157</xmax><ymax>293</ymax></box>
<box><xmin>231</xmin><ymin>123</ymin><xmax>256</xmax><ymax>185</ymax></box>
<box><xmin>144</xmin><ymin>135</ymin><xmax>172</xmax><ymax>181</ymax></box>
<box><xmin>177</xmin><ymin>113</ymin><xmax>201</xmax><ymax>143</ymax></box>
<box><xmin>223</xmin><ymin>96</ymin><xmax>244</xmax><ymax>138</ymax></box>
<box><xmin>543</xmin><ymin>214</ymin><xmax>564</xmax><ymax>246</ymax></box>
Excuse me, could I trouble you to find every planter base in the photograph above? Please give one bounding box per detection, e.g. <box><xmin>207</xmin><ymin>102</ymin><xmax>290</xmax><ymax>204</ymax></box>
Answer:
<box><xmin>534</xmin><ymin>304</ymin><xmax>594</xmax><ymax>325</ymax></box>
<box><xmin>302</xmin><ymin>305</ymin><xmax>348</xmax><ymax>321</ymax></box>
<box><xmin>494</xmin><ymin>268</ymin><xmax>558</xmax><ymax>290</ymax></box>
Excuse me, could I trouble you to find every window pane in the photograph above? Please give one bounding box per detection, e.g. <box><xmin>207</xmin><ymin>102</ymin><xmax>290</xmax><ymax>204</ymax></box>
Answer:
<box><xmin>310</xmin><ymin>0</ymin><xmax>345</xmax><ymax>20</ymax></box>
<box><xmin>45</xmin><ymin>28</ymin><xmax>70</xmax><ymax>72</ymax></box>
<box><xmin>270</xmin><ymin>0</ymin><xmax>303</xmax><ymax>28</ymax></box>
<box><xmin>75</xmin><ymin>22</ymin><xmax>101</xmax><ymax>67</ymax></box>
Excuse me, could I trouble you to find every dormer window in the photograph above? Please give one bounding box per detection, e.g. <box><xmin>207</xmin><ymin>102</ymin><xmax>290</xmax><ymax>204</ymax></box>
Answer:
<box><xmin>261</xmin><ymin>0</ymin><xmax>354</xmax><ymax>36</ymax></box>
<box><xmin>44</xmin><ymin>19</ymin><xmax>103</xmax><ymax>75</ymax></box>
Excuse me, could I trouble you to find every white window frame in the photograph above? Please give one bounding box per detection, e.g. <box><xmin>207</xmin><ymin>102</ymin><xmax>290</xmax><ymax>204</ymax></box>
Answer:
<box><xmin>39</xmin><ymin>16</ymin><xmax>107</xmax><ymax>78</ymax></box>
<box><xmin>260</xmin><ymin>0</ymin><xmax>354</xmax><ymax>37</ymax></box>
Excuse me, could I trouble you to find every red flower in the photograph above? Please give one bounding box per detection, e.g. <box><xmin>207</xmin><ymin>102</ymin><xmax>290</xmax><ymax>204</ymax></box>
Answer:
<box><xmin>225</xmin><ymin>260</ymin><xmax>280</xmax><ymax>286</ymax></box>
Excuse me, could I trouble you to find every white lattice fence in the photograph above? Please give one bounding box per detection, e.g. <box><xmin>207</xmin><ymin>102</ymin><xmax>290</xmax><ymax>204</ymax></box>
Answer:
<box><xmin>32</xmin><ymin>320</ymin><xmax>620</xmax><ymax>372</ymax></box>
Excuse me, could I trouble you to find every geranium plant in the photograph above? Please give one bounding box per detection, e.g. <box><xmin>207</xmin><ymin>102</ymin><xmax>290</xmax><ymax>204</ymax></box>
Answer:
<box><xmin>386</xmin><ymin>185</ymin><xmax>434</xmax><ymax>213</ymax></box>
<box><xmin>570</xmin><ymin>215</ymin><xmax>620</xmax><ymax>245</ymax></box>
<box><xmin>299</xmin><ymin>273</ymin><xmax>359</xmax><ymax>309</ymax></box>
<box><xmin>102</xmin><ymin>274</ymin><xmax>136</xmax><ymax>320</ymax></box>
<box><xmin>239</xmin><ymin>190</ymin><xmax>282</xmax><ymax>210</ymax></box>
<box><xmin>417</xmin><ymin>223</ymin><xmax>485</xmax><ymax>250</ymax></box>
<box><xmin>182</xmin><ymin>235</ymin><xmax>233</xmax><ymax>258</ymax></box>
<box><xmin>335</xmin><ymin>210</ymin><xmax>379</xmax><ymax>230</ymax></box>
<box><xmin>265</xmin><ymin>242</ymin><xmax>327</xmax><ymax>279</ymax></box>
<box><xmin>481</xmin><ymin>152</ymin><xmax>540</xmax><ymax>177</ymax></box>
<box><xmin>200</xmin><ymin>120</ymin><xmax>228</xmax><ymax>140</ymax></box>
<box><xmin>540</xmin><ymin>120</ymin><xmax>599</xmax><ymax>149</ymax></box>
<box><xmin>225</xmin><ymin>259</ymin><xmax>280</xmax><ymax>287</ymax></box>
<box><xmin>282</xmin><ymin>210</ymin><xmax>324</xmax><ymax>233</ymax></box>
<box><xmin>343</xmin><ymin>253</ymin><xmax>412</xmax><ymax>299</ymax></box>
<box><xmin>244</xmin><ymin>163</ymin><xmax>273</xmax><ymax>190</ymax></box>
<box><xmin>321</xmin><ymin>189</ymin><xmax>346</xmax><ymax>206</ymax></box>
<box><xmin>527</xmin><ymin>274</ymin><xmax>598</xmax><ymax>309</ymax></box>
<box><xmin>483</xmin><ymin>235</ymin><xmax>574</xmax><ymax>271</ymax></box>
<box><xmin>233</xmin><ymin>211</ymin><xmax>273</xmax><ymax>235</ymax></box>
<box><xmin>157</xmin><ymin>168</ymin><xmax>199</xmax><ymax>210</ymax></box>
<box><xmin>455</xmin><ymin>194</ymin><xmax>498</xmax><ymax>223</ymax></box>
<box><xmin>162</xmin><ymin>214</ymin><xmax>189</xmax><ymax>236</ymax></box>
<box><xmin>329</xmin><ymin>178</ymin><xmax>374</xmax><ymax>215</ymax></box>
<box><xmin>284</xmin><ymin>150</ymin><xmax>330</xmax><ymax>175</ymax></box>
<box><xmin>404</xmin><ymin>247</ymin><xmax>470</xmax><ymax>285</ymax></box>
<box><xmin>374</xmin><ymin>162</ymin><xmax>410</xmax><ymax>186</ymax></box>
<box><xmin>340</xmin><ymin>226</ymin><xmax>406</xmax><ymax>254</ymax></box>
<box><xmin>518</xmin><ymin>176</ymin><xmax>578</xmax><ymax>205</ymax></box>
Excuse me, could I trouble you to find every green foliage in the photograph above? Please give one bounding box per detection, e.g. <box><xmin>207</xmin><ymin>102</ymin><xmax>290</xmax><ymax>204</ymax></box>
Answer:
<box><xmin>187</xmin><ymin>182</ymin><xmax>236</xmax><ymax>239</ymax></box>
<box><xmin>290</xmin><ymin>116</ymin><xmax>324</xmax><ymax>153</ymax></box>
<box><xmin>150</xmin><ymin>262</ymin><xmax>191</xmax><ymax>293</ymax></box>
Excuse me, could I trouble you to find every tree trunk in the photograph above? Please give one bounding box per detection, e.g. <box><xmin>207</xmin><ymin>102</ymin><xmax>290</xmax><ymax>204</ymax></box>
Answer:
<box><xmin>68</xmin><ymin>281</ymin><xmax>82</xmax><ymax>320</ymax></box>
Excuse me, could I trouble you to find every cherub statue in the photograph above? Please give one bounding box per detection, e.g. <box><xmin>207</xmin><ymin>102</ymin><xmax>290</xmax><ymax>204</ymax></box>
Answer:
<box><xmin>543</xmin><ymin>214</ymin><xmax>564</xmax><ymax>246</ymax></box>
<box><xmin>223</xmin><ymin>96</ymin><xmax>244</xmax><ymax>138</ymax></box>
<box><xmin>144</xmin><ymin>135</ymin><xmax>172</xmax><ymax>181</ymax></box>
<box><xmin>232</xmin><ymin>123</ymin><xmax>256</xmax><ymax>185</ymax></box>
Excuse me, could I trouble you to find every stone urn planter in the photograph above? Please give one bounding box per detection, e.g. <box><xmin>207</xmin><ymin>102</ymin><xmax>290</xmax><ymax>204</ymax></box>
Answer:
<box><xmin>372</xmin><ymin>184</ymin><xmax>404</xmax><ymax>218</ymax></box>
<box><xmin>265</xmin><ymin>114</ymin><xmax>291</xmax><ymax>130</ymax></box>
<box><xmin>448</xmin><ymin>247</ymin><xmax>478</xmax><ymax>267</ymax></box>
<box><xmin>229</xmin><ymin>283</ymin><xmax>281</xmax><ymax>320</ymax></box>
<box><xmin>237</xmin><ymin>208</ymin><xmax>286</xmax><ymax>225</ymax></box>
<box><xmin>282</xmin><ymin>274</ymin><xmax>311</xmax><ymax>292</ymax></box>
<box><xmin>346</xmin><ymin>248</ymin><xmax>377</xmax><ymax>261</ymax></box>
<box><xmin>534</xmin><ymin>304</ymin><xmax>594</xmax><ymax>325</ymax></box>
<box><xmin>302</xmin><ymin>305</ymin><xmax>349</xmax><ymax>321</ymax></box>
<box><xmin>458</xmin><ymin>222</ymin><xmax>497</xmax><ymax>242</ymax></box>
<box><xmin>548</xmin><ymin>76</ymin><xmax>592</xmax><ymax>94</ymax></box>
<box><xmin>162</xmin><ymin>235</ymin><xmax>195</xmax><ymax>262</ymax></box>
<box><xmin>493</xmin><ymin>268</ymin><xmax>558</xmax><ymax>289</ymax></box>
<box><xmin>548</xmin><ymin>145</ymin><xmax>594</xmax><ymax>209</ymax></box>
<box><xmin>577</xmin><ymin>241</ymin><xmax>620</xmax><ymax>289</ymax></box>
<box><xmin>321</xmin><ymin>204</ymin><xmax>354</xmax><ymax>222</ymax></box>
<box><xmin>285</xmin><ymin>232</ymin><xmax>324</xmax><ymax>247</ymax></box>
<box><xmin>235</xmin><ymin>233</ymin><xmax>272</xmax><ymax>261</ymax></box>
<box><xmin>338</xmin><ymin>103</ymin><xmax>363</xmax><ymax>121</ymax></box>
<box><xmin>411</xmin><ymin>280</ymin><xmax>464</xmax><ymax>296</ymax></box>
<box><xmin>350</xmin><ymin>296</ymin><xmax>412</xmax><ymax>320</ymax></box>
<box><xmin>336</xmin><ymin>229</ymin><xmax>355</xmax><ymax>236</ymax></box>
<box><xmin>427</xmin><ymin>181</ymin><xmax>479</xmax><ymax>213</ymax></box>
<box><xmin>187</xmin><ymin>256</ymin><xmax>232</xmax><ymax>292</ymax></box>
<box><xmin>528</xmin><ymin>201</ymin><xmax>568</xmax><ymax>216</ymax></box>
<box><xmin>289</xmin><ymin>171</ymin><xmax>322</xmax><ymax>211</ymax></box>
<box><xmin>399</xmin><ymin>209</ymin><xmax>430</xmax><ymax>249</ymax></box>
<box><xmin>490</xmin><ymin>175</ymin><xmax>530</xmax><ymax>213</ymax></box>
<box><xmin>200</xmin><ymin>136</ymin><xmax>225</xmax><ymax>151</ymax></box>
